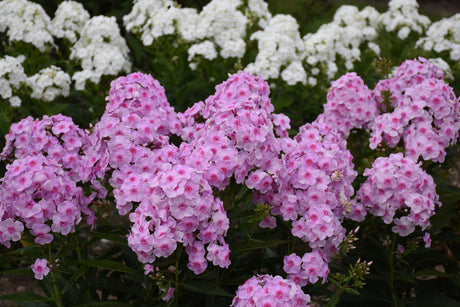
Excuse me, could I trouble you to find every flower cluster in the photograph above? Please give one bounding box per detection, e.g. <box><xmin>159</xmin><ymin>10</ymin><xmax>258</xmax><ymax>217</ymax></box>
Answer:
<box><xmin>0</xmin><ymin>0</ymin><xmax>55</xmax><ymax>51</ymax></box>
<box><xmin>51</xmin><ymin>1</ymin><xmax>90</xmax><ymax>44</ymax></box>
<box><xmin>231</xmin><ymin>274</ymin><xmax>311</xmax><ymax>307</ymax></box>
<box><xmin>379</xmin><ymin>0</ymin><xmax>430</xmax><ymax>40</ymax></box>
<box><xmin>86</xmin><ymin>72</ymin><xmax>181</xmax><ymax>182</ymax></box>
<box><xmin>0</xmin><ymin>155</ymin><xmax>94</xmax><ymax>247</ymax></box>
<box><xmin>350</xmin><ymin>153</ymin><xmax>440</xmax><ymax>236</ymax></box>
<box><xmin>246</xmin><ymin>14</ymin><xmax>306</xmax><ymax>85</ymax></box>
<box><xmin>27</xmin><ymin>66</ymin><xmax>72</xmax><ymax>102</ymax></box>
<box><xmin>416</xmin><ymin>13</ymin><xmax>460</xmax><ymax>61</ymax></box>
<box><xmin>0</xmin><ymin>55</ymin><xmax>27</xmax><ymax>107</ymax></box>
<box><xmin>124</xmin><ymin>146</ymin><xmax>231</xmax><ymax>273</ymax></box>
<box><xmin>284</xmin><ymin>251</ymin><xmax>330</xmax><ymax>286</ymax></box>
<box><xmin>315</xmin><ymin>72</ymin><xmax>380</xmax><ymax>138</ymax></box>
<box><xmin>179</xmin><ymin>71</ymin><xmax>286</xmax><ymax>190</ymax></box>
<box><xmin>369</xmin><ymin>58</ymin><xmax>460</xmax><ymax>162</ymax></box>
<box><xmin>70</xmin><ymin>16</ymin><xmax>131</xmax><ymax>90</ymax></box>
<box><xmin>124</xmin><ymin>0</ymin><xmax>271</xmax><ymax>69</ymax></box>
<box><xmin>302</xmin><ymin>5</ymin><xmax>380</xmax><ymax>81</ymax></box>
<box><xmin>1</xmin><ymin>114</ymin><xmax>90</xmax><ymax>181</ymax></box>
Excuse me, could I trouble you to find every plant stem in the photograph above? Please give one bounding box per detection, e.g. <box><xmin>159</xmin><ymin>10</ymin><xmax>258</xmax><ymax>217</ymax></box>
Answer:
<box><xmin>388</xmin><ymin>233</ymin><xmax>398</xmax><ymax>307</ymax></box>
<box><xmin>50</xmin><ymin>271</ymin><xmax>64</xmax><ymax>307</ymax></box>
<box><xmin>172</xmin><ymin>245</ymin><xmax>183</xmax><ymax>307</ymax></box>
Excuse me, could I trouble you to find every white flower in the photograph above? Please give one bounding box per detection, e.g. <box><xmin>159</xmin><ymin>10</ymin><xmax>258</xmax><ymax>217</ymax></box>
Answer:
<box><xmin>9</xmin><ymin>96</ymin><xmax>21</xmax><ymax>107</ymax></box>
<box><xmin>416</xmin><ymin>13</ymin><xmax>460</xmax><ymax>61</ymax></box>
<box><xmin>281</xmin><ymin>61</ymin><xmax>307</xmax><ymax>85</ymax></box>
<box><xmin>379</xmin><ymin>0</ymin><xmax>430</xmax><ymax>39</ymax></box>
<box><xmin>70</xmin><ymin>16</ymin><xmax>131</xmax><ymax>90</ymax></box>
<box><xmin>245</xmin><ymin>14</ymin><xmax>305</xmax><ymax>81</ymax></box>
<box><xmin>0</xmin><ymin>0</ymin><xmax>54</xmax><ymax>51</ymax></box>
<box><xmin>0</xmin><ymin>55</ymin><xmax>27</xmax><ymax>106</ymax></box>
<box><xmin>51</xmin><ymin>1</ymin><xmax>90</xmax><ymax>43</ymax></box>
<box><xmin>123</xmin><ymin>0</ymin><xmax>193</xmax><ymax>45</ymax></box>
<box><xmin>27</xmin><ymin>66</ymin><xmax>71</xmax><ymax>102</ymax></box>
<box><xmin>188</xmin><ymin>41</ymin><xmax>218</xmax><ymax>70</ymax></box>
<box><xmin>303</xmin><ymin>5</ymin><xmax>380</xmax><ymax>79</ymax></box>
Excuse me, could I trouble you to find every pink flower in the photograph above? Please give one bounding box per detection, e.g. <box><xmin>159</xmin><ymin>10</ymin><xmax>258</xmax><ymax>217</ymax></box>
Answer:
<box><xmin>31</xmin><ymin>258</ymin><xmax>50</xmax><ymax>280</ymax></box>
<box><xmin>231</xmin><ymin>274</ymin><xmax>310</xmax><ymax>307</ymax></box>
<box><xmin>423</xmin><ymin>232</ymin><xmax>432</xmax><ymax>248</ymax></box>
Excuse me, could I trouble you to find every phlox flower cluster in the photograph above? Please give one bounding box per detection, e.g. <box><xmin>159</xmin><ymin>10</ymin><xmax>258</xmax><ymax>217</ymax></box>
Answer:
<box><xmin>51</xmin><ymin>1</ymin><xmax>91</xmax><ymax>44</ymax></box>
<box><xmin>0</xmin><ymin>0</ymin><xmax>55</xmax><ymax>51</ymax></box>
<box><xmin>315</xmin><ymin>72</ymin><xmax>380</xmax><ymax>138</ymax></box>
<box><xmin>124</xmin><ymin>145</ymin><xmax>231</xmax><ymax>274</ymax></box>
<box><xmin>283</xmin><ymin>251</ymin><xmax>330</xmax><ymax>287</ymax></box>
<box><xmin>0</xmin><ymin>55</ymin><xmax>27</xmax><ymax>107</ymax></box>
<box><xmin>70</xmin><ymin>16</ymin><xmax>132</xmax><ymax>91</ymax></box>
<box><xmin>252</xmin><ymin>121</ymin><xmax>356</xmax><ymax>284</ymax></box>
<box><xmin>27</xmin><ymin>66</ymin><xmax>72</xmax><ymax>102</ymax></box>
<box><xmin>369</xmin><ymin>58</ymin><xmax>460</xmax><ymax>162</ymax></box>
<box><xmin>302</xmin><ymin>5</ymin><xmax>380</xmax><ymax>81</ymax></box>
<box><xmin>416</xmin><ymin>13</ymin><xmax>460</xmax><ymax>61</ymax></box>
<box><xmin>0</xmin><ymin>0</ymin><xmax>132</xmax><ymax>97</ymax></box>
<box><xmin>0</xmin><ymin>155</ymin><xmax>94</xmax><ymax>247</ymax></box>
<box><xmin>1</xmin><ymin>114</ymin><xmax>90</xmax><ymax>182</ymax></box>
<box><xmin>231</xmin><ymin>274</ymin><xmax>311</xmax><ymax>307</ymax></box>
<box><xmin>350</xmin><ymin>153</ymin><xmax>440</xmax><ymax>236</ymax></box>
<box><xmin>86</xmin><ymin>72</ymin><xmax>181</xmax><ymax>184</ymax></box>
<box><xmin>245</xmin><ymin>14</ymin><xmax>306</xmax><ymax>85</ymax></box>
<box><xmin>179</xmin><ymin>71</ymin><xmax>287</xmax><ymax>191</ymax></box>
<box><xmin>124</xmin><ymin>0</ymin><xmax>271</xmax><ymax>70</ymax></box>
<box><xmin>88</xmin><ymin>72</ymin><xmax>232</xmax><ymax>274</ymax></box>
<box><xmin>379</xmin><ymin>0</ymin><xmax>431</xmax><ymax>40</ymax></box>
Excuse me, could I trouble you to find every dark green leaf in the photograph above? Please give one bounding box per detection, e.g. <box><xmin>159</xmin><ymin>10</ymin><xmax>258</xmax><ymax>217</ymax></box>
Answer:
<box><xmin>231</xmin><ymin>239</ymin><xmax>289</xmax><ymax>253</ymax></box>
<box><xmin>0</xmin><ymin>292</ymin><xmax>53</xmax><ymax>302</ymax></box>
<box><xmin>344</xmin><ymin>288</ymin><xmax>360</xmax><ymax>295</ymax></box>
<box><xmin>182</xmin><ymin>280</ymin><xmax>233</xmax><ymax>297</ymax></box>
<box><xmin>79</xmin><ymin>260</ymin><xmax>134</xmax><ymax>274</ymax></box>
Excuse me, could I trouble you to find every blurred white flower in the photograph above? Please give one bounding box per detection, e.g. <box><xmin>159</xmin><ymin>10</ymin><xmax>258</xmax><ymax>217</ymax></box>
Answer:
<box><xmin>70</xmin><ymin>16</ymin><xmax>131</xmax><ymax>90</ymax></box>
<box><xmin>0</xmin><ymin>55</ymin><xmax>27</xmax><ymax>107</ymax></box>
<box><xmin>0</xmin><ymin>0</ymin><xmax>54</xmax><ymax>51</ymax></box>
<box><xmin>379</xmin><ymin>0</ymin><xmax>430</xmax><ymax>39</ymax></box>
<box><xmin>416</xmin><ymin>13</ymin><xmax>460</xmax><ymax>61</ymax></box>
<box><xmin>51</xmin><ymin>1</ymin><xmax>90</xmax><ymax>43</ymax></box>
<box><xmin>28</xmin><ymin>66</ymin><xmax>71</xmax><ymax>102</ymax></box>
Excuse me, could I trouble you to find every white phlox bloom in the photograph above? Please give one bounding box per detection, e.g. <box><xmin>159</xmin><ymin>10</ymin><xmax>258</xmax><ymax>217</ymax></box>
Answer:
<box><xmin>51</xmin><ymin>1</ymin><xmax>91</xmax><ymax>43</ymax></box>
<box><xmin>70</xmin><ymin>16</ymin><xmax>132</xmax><ymax>90</ymax></box>
<box><xmin>0</xmin><ymin>55</ymin><xmax>27</xmax><ymax>107</ymax></box>
<box><xmin>0</xmin><ymin>0</ymin><xmax>55</xmax><ymax>51</ymax></box>
<box><xmin>246</xmin><ymin>14</ymin><xmax>306</xmax><ymax>84</ymax></box>
<box><xmin>303</xmin><ymin>5</ymin><xmax>380</xmax><ymax>80</ymax></box>
<box><xmin>123</xmin><ymin>0</ymin><xmax>197</xmax><ymax>45</ymax></box>
<box><xmin>416</xmin><ymin>13</ymin><xmax>460</xmax><ymax>61</ymax></box>
<box><xmin>379</xmin><ymin>0</ymin><xmax>430</xmax><ymax>40</ymax></box>
<box><xmin>188</xmin><ymin>41</ymin><xmax>218</xmax><ymax>70</ymax></box>
<box><xmin>27</xmin><ymin>66</ymin><xmax>71</xmax><ymax>102</ymax></box>
<box><xmin>193</xmin><ymin>0</ymin><xmax>247</xmax><ymax>59</ymax></box>
<box><xmin>124</xmin><ymin>0</ymin><xmax>271</xmax><ymax>69</ymax></box>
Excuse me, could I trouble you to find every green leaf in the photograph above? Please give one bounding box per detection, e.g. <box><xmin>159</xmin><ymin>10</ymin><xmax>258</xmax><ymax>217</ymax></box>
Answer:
<box><xmin>231</xmin><ymin>239</ymin><xmax>289</xmax><ymax>253</ymax></box>
<box><xmin>182</xmin><ymin>280</ymin><xmax>233</xmax><ymax>297</ymax></box>
<box><xmin>0</xmin><ymin>292</ymin><xmax>53</xmax><ymax>302</ymax></box>
<box><xmin>414</xmin><ymin>269</ymin><xmax>451</xmax><ymax>278</ymax></box>
<box><xmin>344</xmin><ymin>288</ymin><xmax>360</xmax><ymax>295</ymax></box>
<box><xmin>79</xmin><ymin>260</ymin><xmax>134</xmax><ymax>274</ymax></box>
<box><xmin>75</xmin><ymin>302</ymin><xmax>129</xmax><ymax>307</ymax></box>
